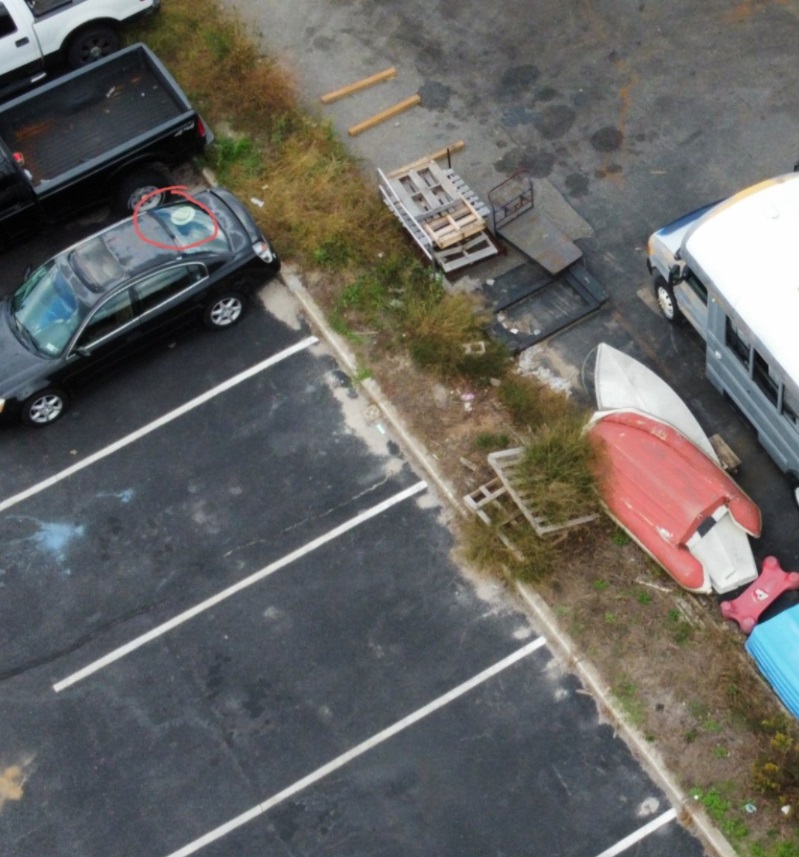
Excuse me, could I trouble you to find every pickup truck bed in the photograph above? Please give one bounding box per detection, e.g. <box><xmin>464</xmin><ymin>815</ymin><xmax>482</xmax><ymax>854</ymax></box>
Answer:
<box><xmin>0</xmin><ymin>47</ymin><xmax>186</xmax><ymax>183</ymax></box>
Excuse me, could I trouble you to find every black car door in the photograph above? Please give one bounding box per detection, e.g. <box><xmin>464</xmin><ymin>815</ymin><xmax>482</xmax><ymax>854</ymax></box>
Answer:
<box><xmin>130</xmin><ymin>262</ymin><xmax>209</xmax><ymax>343</ymax></box>
<box><xmin>56</xmin><ymin>286</ymin><xmax>141</xmax><ymax>388</ymax></box>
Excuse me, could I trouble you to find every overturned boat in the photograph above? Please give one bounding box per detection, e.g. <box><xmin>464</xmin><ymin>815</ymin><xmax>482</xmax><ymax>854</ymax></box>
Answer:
<box><xmin>589</xmin><ymin>344</ymin><xmax>761</xmax><ymax>595</ymax></box>
<box><xmin>594</xmin><ymin>342</ymin><xmax>719</xmax><ymax>461</ymax></box>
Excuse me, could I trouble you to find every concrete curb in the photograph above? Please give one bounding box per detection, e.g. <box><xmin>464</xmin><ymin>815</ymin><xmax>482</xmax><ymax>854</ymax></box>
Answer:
<box><xmin>279</xmin><ymin>266</ymin><xmax>738</xmax><ymax>857</ymax></box>
<box><xmin>514</xmin><ymin>584</ymin><xmax>739</xmax><ymax>857</ymax></box>
<box><xmin>281</xmin><ymin>268</ymin><xmax>464</xmax><ymax>515</ymax></box>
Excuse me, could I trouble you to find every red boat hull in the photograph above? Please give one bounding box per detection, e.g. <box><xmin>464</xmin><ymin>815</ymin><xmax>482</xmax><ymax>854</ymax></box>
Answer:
<box><xmin>589</xmin><ymin>410</ymin><xmax>761</xmax><ymax>593</ymax></box>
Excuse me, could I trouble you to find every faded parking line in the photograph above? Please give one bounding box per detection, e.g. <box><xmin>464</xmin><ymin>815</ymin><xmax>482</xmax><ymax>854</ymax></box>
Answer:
<box><xmin>0</xmin><ymin>336</ymin><xmax>318</xmax><ymax>515</ymax></box>
<box><xmin>594</xmin><ymin>808</ymin><xmax>677</xmax><ymax>856</ymax></box>
<box><xmin>53</xmin><ymin>480</ymin><xmax>427</xmax><ymax>692</ymax></box>
<box><xmin>160</xmin><ymin>637</ymin><xmax>548</xmax><ymax>857</ymax></box>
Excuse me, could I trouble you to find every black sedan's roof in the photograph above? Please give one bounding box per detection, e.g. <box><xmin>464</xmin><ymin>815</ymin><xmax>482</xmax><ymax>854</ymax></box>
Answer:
<box><xmin>66</xmin><ymin>192</ymin><xmax>240</xmax><ymax>295</ymax></box>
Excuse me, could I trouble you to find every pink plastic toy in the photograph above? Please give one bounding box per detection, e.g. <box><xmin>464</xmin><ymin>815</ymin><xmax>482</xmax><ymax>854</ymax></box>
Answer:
<box><xmin>721</xmin><ymin>556</ymin><xmax>799</xmax><ymax>634</ymax></box>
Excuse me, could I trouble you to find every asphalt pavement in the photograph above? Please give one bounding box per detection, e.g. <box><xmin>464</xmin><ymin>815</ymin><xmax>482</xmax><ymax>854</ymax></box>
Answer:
<box><xmin>0</xmin><ymin>251</ymin><xmax>711</xmax><ymax>857</ymax></box>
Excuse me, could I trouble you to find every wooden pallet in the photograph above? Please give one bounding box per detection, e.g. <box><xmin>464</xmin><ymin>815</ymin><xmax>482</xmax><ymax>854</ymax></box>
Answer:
<box><xmin>709</xmin><ymin>433</ymin><xmax>741</xmax><ymax>473</ymax></box>
<box><xmin>463</xmin><ymin>478</ymin><xmax>526</xmax><ymax>561</ymax></box>
<box><xmin>378</xmin><ymin>161</ymin><xmax>498</xmax><ymax>272</ymax></box>
<box><xmin>394</xmin><ymin>162</ymin><xmax>486</xmax><ymax>249</ymax></box>
<box><xmin>487</xmin><ymin>447</ymin><xmax>597</xmax><ymax>537</ymax></box>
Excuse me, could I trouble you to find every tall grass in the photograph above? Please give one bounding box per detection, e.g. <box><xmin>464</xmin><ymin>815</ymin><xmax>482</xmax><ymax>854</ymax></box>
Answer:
<box><xmin>130</xmin><ymin>0</ymin><xmax>405</xmax><ymax>272</ymax></box>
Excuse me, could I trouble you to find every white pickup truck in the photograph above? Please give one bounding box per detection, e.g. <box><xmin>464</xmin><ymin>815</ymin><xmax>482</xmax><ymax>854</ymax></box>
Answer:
<box><xmin>0</xmin><ymin>0</ymin><xmax>159</xmax><ymax>98</ymax></box>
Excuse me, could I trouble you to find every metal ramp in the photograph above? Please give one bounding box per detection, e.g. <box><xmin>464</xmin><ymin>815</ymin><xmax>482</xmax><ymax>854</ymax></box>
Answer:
<box><xmin>488</xmin><ymin>172</ymin><xmax>583</xmax><ymax>275</ymax></box>
<box><xmin>378</xmin><ymin>161</ymin><xmax>499</xmax><ymax>273</ymax></box>
<box><xmin>481</xmin><ymin>171</ymin><xmax>606</xmax><ymax>353</ymax></box>
<box><xmin>484</xmin><ymin>260</ymin><xmax>607</xmax><ymax>354</ymax></box>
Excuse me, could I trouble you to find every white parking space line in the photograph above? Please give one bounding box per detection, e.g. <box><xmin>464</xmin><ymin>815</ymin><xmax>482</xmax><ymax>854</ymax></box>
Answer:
<box><xmin>593</xmin><ymin>808</ymin><xmax>677</xmax><ymax>857</ymax></box>
<box><xmin>0</xmin><ymin>336</ymin><xmax>319</xmax><ymax>515</ymax></box>
<box><xmin>161</xmin><ymin>637</ymin><xmax>548</xmax><ymax>857</ymax></box>
<box><xmin>53</xmin><ymin>480</ymin><xmax>427</xmax><ymax>692</ymax></box>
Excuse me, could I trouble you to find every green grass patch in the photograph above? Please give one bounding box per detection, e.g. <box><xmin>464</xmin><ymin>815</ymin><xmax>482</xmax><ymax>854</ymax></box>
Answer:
<box><xmin>474</xmin><ymin>431</ymin><xmax>512</xmax><ymax>451</ymax></box>
<box><xmin>613</xmin><ymin>679</ymin><xmax>645</xmax><ymax>727</ymax></box>
<box><xmin>689</xmin><ymin>786</ymin><xmax>750</xmax><ymax>842</ymax></box>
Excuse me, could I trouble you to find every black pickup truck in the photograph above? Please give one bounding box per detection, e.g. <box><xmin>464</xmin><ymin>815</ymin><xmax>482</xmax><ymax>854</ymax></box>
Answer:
<box><xmin>0</xmin><ymin>42</ymin><xmax>213</xmax><ymax>250</ymax></box>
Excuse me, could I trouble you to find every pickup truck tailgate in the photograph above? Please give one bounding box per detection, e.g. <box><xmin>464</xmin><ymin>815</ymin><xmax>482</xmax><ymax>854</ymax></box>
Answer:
<box><xmin>0</xmin><ymin>46</ymin><xmax>190</xmax><ymax>184</ymax></box>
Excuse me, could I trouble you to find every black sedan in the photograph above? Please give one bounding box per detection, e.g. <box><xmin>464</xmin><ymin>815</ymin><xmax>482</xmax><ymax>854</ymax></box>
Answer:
<box><xmin>0</xmin><ymin>187</ymin><xmax>280</xmax><ymax>426</ymax></box>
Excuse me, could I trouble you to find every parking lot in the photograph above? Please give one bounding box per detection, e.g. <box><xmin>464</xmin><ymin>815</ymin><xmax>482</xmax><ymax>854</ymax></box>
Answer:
<box><xmin>0</xmin><ymin>204</ymin><xmax>712</xmax><ymax>856</ymax></box>
<box><xmin>6</xmin><ymin>1</ymin><xmax>799</xmax><ymax>853</ymax></box>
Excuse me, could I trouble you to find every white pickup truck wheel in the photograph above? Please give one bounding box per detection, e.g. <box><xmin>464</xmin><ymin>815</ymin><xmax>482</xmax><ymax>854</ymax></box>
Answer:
<box><xmin>66</xmin><ymin>25</ymin><xmax>120</xmax><ymax>67</ymax></box>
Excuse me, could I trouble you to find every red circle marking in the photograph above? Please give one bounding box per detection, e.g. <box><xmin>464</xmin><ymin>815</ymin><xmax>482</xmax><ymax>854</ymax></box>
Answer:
<box><xmin>133</xmin><ymin>186</ymin><xmax>220</xmax><ymax>251</ymax></box>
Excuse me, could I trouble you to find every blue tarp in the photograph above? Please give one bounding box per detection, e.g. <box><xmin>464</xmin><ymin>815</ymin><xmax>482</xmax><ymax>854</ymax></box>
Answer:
<box><xmin>746</xmin><ymin>604</ymin><xmax>799</xmax><ymax>720</ymax></box>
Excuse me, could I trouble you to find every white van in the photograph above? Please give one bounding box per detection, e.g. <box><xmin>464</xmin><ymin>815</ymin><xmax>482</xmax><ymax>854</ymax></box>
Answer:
<box><xmin>0</xmin><ymin>0</ymin><xmax>159</xmax><ymax>98</ymax></box>
<box><xmin>647</xmin><ymin>173</ymin><xmax>799</xmax><ymax>503</ymax></box>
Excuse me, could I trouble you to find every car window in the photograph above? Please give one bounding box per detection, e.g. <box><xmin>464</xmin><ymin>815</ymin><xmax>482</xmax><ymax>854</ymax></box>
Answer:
<box><xmin>12</xmin><ymin>261</ymin><xmax>85</xmax><ymax>356</ymax></box>
<box><xmin>69</xmin><ymin>237</ymin><xmax>126</xmax><ymax>292</ymax></box>
<box><xmin>77</xmin><ymin>290</ymin><xmax>135</xmax><ymax>349</ymax></box>
<box><xmin>151</xmin><ymin>205</ymin><xmax>230</xmax><ymax>254</ymax></box>
<box><xmin>684</xmin><ymin>270</ymin><xmax>708</xmax><ymax>305</ymax></box>
<box><xmin>0</xmin><ymin>6</ymin><xmax>17</xmax><ymax>39</ymax></box>
<box><xmin>134</xmin><ymin>264</ymin><xmax>206</xmax><ymax>313</ymax></box>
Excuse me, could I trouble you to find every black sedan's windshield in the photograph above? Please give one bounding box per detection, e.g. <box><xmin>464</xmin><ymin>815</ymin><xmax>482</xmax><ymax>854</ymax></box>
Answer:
<box><xmin>12</xmin><ymin>261</ymin><xmax>87</xmax><ymax>356</ymax></box>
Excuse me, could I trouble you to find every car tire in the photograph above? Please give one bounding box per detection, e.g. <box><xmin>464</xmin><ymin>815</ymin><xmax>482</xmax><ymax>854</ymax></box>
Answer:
<box><xmin>654</xmin><ymin>275</ymin><xmax>680</xmax><ymax>324</ymax></box>
<box><xmin>66</xmin><ymin>25</ymin><xmax>120</xmax><ymax>68</ymax></box>
<box><xmin>204</xmin><ymin>293</ymin><xmax>246</xmax><ymax>329</ymax></box>
<box><xmin>114</xmin><ymin>168</ymin><xmax>171</xmax><ymax>215</ymax></box>
<box><xmin>21</xmin><ymin>388</ymin><xmax>68</xmax><ymax>427</ymax></box>
<box><xmin>789</xmin><ymin>472</ymin><xmax>799</xmax><ymax>509</ymax></box>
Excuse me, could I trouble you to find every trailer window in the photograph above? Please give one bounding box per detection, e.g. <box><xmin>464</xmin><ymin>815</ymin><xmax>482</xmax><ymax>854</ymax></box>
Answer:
<box><xmin>725</xmin><ymin>317</ymin><xmax>751</xmax><ymax>367</ymax></box>
<box><xmin>753</xmin><ymin>350</ymin><xmax>778</xmax><ymax>406</ymax></box>
<box><xmin>783</xmin><ymin>387</ymin><xmax>799</xmax><ymax>427</ymax></box>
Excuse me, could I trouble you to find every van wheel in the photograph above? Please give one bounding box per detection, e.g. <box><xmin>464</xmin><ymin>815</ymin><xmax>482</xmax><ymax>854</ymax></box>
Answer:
<box><xmin>654</xmin><ymin>275</ymin><xmax>680</xmax><ymax>324</ymax></box>
<box><xmin>114</xmin><ymin>169</ymin><xmax>171</xmax><ymax>214</ymax></box>
<box><xmin>789</xmin><ymin>473</ymin><xmax>799</xmax><ymax>509</ymax></box>
<box><xmin>66</xmin><ymin>26</ymin><xmax>120</xmax><ymax>68</ymax></box>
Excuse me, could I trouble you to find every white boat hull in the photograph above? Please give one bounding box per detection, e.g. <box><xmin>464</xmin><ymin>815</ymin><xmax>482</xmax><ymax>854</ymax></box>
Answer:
<box><xmin>594</xmin><ymin>343</ymin><xmax>719</xmax><ymax>462</ymax></box>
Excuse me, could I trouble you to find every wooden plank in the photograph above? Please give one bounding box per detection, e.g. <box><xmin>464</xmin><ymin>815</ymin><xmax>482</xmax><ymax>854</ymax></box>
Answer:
<box><xmin>709</xmin><ymin>433</ymin><xmax>741</xmax><ymax>473</ymax></box>
<box><xmin>421</xmin><ymin>197</ymin><xmax>485</xmax><ymax>248</ymax></box>
<box><xmin>320</xmin><ymin>67</ymin><xmax>397</xmax><ymax>103</ymax></box>
<box><xmin>386</xmin><ymin>142</ymin><xmax>466</xmax><ymax>178</ymax></box>
<box><xmin>348</xmin><ymin>94</ymin><xmax>421</xmax><ymax>136</ymax></box>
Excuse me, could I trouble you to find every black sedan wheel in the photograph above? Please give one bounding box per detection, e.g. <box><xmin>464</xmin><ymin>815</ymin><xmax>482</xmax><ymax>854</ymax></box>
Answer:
<box><xmin>22</xmin><ymin>389</ymin><xmax>68</xmax><ymax>427</ymax></box>
<box><xmin>204</xmin><ymin>294</ymin><xmax>245</xmax><ymax>329</ymax></box>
